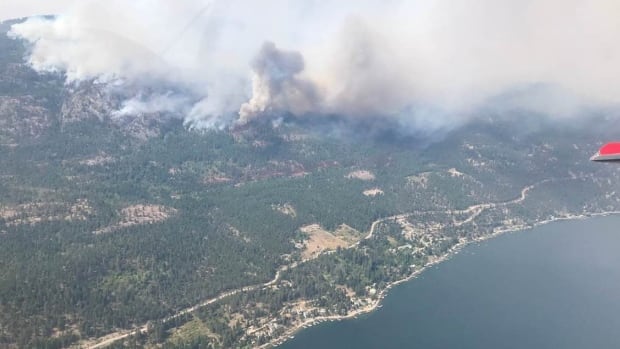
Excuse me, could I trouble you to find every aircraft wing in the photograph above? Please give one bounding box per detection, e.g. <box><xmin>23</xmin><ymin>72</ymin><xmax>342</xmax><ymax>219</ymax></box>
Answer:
<box><xmin>591</xmin><ymin>142</ymin><xmax>620</xmax><ymax>162</ymax></box>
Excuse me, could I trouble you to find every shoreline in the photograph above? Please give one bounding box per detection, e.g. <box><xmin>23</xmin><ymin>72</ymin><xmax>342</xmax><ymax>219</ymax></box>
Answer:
<box><xmin>80</xmin><ymin>178</ymin><xmax>601</xmax><ymax>348</ymax></box>
<box><xmin>264</xmin><ymin>210</ymin><xmax>620</xmax><ymax>348</ymax></box>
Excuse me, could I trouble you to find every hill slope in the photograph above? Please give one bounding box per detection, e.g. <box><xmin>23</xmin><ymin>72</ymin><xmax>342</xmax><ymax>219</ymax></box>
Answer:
<box><xmin>1</xmin><ymin>19</ymin><xmax>620</xmax><ymax>348</ymax></box>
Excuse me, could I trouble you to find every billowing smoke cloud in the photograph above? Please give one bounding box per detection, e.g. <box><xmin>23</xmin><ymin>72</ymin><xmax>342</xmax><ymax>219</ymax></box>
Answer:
<box><xmin>238</xmin><ymin>41</ymin><xmax>319</xmax><ymax>124</ymax></box>
<box><xmin>112</xmin><ymin>93</ymin><xmax>192</xmax><ymax>119</ymax></box>
<box><xmin>8</xmin><ymin>14</ymin><xmax>170</xmax><ymax>83</ymax></box>
<box><xmin>8</xmin><ymin>0</ymin><xmax>620</xmax><ymax>133</ymax></box>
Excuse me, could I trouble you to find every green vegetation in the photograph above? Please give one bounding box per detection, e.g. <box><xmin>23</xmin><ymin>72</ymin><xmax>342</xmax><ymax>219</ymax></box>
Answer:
<box><xmin>1</xmin><ymin>22</ymin><xmax>620</xmax><ymax>349</ymax></box>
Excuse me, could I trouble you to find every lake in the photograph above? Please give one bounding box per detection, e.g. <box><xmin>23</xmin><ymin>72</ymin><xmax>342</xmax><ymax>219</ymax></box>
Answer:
<box><xmin>279</xmin><ymin>215</ymin><xmax>620</xmax><ymax>349</ymax></box>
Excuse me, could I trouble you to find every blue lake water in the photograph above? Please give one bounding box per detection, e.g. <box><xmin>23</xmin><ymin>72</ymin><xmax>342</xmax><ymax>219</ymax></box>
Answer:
<box><xmin>279</xmin><ymin>215</ymin><xmax>620</xmax><ymax>349</ymax></box>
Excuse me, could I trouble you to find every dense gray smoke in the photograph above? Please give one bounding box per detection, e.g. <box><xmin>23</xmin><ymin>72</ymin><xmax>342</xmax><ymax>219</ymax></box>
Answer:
<box><xmin>238</xmin><ymin>42</ymin><xmax>319</xmax><ymax>124</ymax></box>
<box><xmin>7</xmin><ymin>0</ymin><xmax>620</xmax><ymax>133</ymax></box>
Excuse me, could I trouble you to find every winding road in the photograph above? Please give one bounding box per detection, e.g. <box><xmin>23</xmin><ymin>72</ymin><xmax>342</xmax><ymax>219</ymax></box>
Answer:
<box><xmin>84</xmin><ymin>177</ymin><xmax>566</xmax><ymax>348</ymax></box>
<box><xmin>87</xmin><ymin>267</ymin><xmax>288</xmax><ymax>348</ymax></box>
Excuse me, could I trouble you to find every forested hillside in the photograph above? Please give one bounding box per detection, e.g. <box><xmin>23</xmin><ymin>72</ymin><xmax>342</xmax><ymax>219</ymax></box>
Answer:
<box><xmin>1</xmin><ymin>19</ymin><xmax>620</xmax><ymax>349</ymax></box>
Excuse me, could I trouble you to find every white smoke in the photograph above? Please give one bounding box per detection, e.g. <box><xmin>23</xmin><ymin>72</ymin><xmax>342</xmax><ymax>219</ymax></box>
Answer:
<box><xmin>0</xmin><ymin>0</ymin><xmax>76</xmax><ymax>22</ymax></box>
<box><xmin>8</xmin><ymin>0</ymin><xmax>620</xmax><ymax>131</ymax></box>
<box><xmin>238</xmin><ymin>41</ymin><xmax>319</xmax><ymax>124</ymax></box>
<box><xmin>112</xmin><ymin>93</ymin><xmax>191</xmax><ymax>119</ymax></box>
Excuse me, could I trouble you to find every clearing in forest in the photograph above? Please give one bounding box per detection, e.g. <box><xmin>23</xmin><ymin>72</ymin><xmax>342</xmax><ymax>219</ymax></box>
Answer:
<box><xmin>363</xmin><ymin>188</ymin><xmax>384</xmax><ymax>197</ymax></box>
<box><xmin>300</xmin><ymin>224</ymin><xmax>362</xmax><ymax>259</ymax></box>
<box><xmin>94</xmin><ymin>204</ymin><xmax>177</xmax><ymax>234</ymax></box>
<box><xmin>346</xmin><ymin>170</ymin><xmax>376</xmax><ymax>181</ymax></box>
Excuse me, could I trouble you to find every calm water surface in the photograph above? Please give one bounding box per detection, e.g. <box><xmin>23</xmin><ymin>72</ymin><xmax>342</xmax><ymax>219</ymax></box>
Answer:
<box><xmin>279</xmin><ymin>215</ymin><xmax>620</xmax><ymax>349</ymax></box>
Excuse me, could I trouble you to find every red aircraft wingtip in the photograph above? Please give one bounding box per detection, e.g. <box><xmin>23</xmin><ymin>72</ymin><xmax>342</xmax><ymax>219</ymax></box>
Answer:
<box><xmin>592</xmin><ymin>142</ymin><xmax>620</xmax><ymax>162</ymax></box>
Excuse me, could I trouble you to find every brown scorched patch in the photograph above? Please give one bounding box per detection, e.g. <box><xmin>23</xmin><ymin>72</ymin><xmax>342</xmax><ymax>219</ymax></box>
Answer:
<box><xmin>0</xmin><ymin>199</ymin><xmax>93</xmax><ymax>227</ymax></box>
<box><xmin>94</xmin><ymin>204</ymin><xmax>177</xmax><ymax>234</ymax></box>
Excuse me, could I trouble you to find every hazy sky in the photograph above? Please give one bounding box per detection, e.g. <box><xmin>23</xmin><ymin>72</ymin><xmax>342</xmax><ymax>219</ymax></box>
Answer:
<box><xmin>6</xmin><ymin>0</ymin><xmax>620</xmax><ymax>131</ymax></box>
<box><xmin>0</xmin><ymin>1</ymin><xmax>76</xmax><ymax>21</ymax></box>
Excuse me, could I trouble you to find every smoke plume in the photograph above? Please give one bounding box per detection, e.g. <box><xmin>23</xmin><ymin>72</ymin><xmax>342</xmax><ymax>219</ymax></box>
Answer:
<box><xmin>8</xmin><ymin>0</ymin><xmax>620</xmax><ymax>133</ymax></box>
<box><xmin>238</xmin><ymin>41</ymin><xmax>319</xmax><ymax>124</ymax></box>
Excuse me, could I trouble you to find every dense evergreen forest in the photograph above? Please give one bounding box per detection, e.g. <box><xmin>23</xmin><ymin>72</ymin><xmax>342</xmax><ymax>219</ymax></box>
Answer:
<box><xmin>1</xmin><ymin>18</ymin><xmax>620</xmax><ymax>348</ymax></box>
